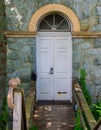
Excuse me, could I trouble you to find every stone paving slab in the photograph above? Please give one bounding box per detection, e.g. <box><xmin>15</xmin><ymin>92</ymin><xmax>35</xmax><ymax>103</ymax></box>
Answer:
<box><xmin>33</xmin><ymin>102</ymin><xmax>75</xmax><ymax>130</ymax></box>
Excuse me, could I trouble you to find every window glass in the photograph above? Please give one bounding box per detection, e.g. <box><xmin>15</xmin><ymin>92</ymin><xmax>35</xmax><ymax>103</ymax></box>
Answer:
<box><xmin>38</xmin><ymin>13</ymin><xmax>71</xmax><ymax>32</ymax></box>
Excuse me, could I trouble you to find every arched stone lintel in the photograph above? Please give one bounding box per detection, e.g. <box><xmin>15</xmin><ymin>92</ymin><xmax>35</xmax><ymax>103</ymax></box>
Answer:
<box><xmin>29</xmin><ymin>4</ymin><xmax>80</xmax><ymax>32</ymax></box>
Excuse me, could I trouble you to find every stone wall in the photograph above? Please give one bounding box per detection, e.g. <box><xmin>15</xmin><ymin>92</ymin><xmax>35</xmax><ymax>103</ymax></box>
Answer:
<box><xmin>73</xmin><ymin>38</ymin><xmax>101</xmax><ymax>99</ymax></box>
<box><xmin>7</xmin><ymin>37</ymin><xmax>36</xmax><ymax>95</ymax></box>
<box><xmin>5</xmin><ymin>0</ymin><xmax>101</xmax><ymax>31</ymax></box>
<box><xmin>5</xmin><ymin>0</ymin><xmax>101</xmax><ymax>100</ymax></box>
<box><xmin>0</xmin><ymin>1</ymin><xmax>6</xmax><ymax>109</ymax></box>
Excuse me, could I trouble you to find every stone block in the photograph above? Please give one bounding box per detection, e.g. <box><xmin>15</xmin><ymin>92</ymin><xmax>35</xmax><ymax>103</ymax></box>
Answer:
<box><xmin>16</xmin><ymin>38</ymin><xmax>29</xmax><ymax>44</ymax></box>
<box><xmin>21</xmin><ymin>22</ymin><xmax>28</xmax><ymax>30</ymax></box>
<box><xmin>31</xmin><ymin>46</ymin><xmax>36</xmax><ymax>55</ymax></box>
<box><xmin>73</xmin><ymin>50</ymin><xmax>84</xmax><ymax>61</ymax></box>
<box><xmin>94</xmin><ymin>58</ymin><xmax>101</xmax><ymax>66</ymax></box>
<box><xmin>97</xmin><ymin>0</ymin><xmax>101</xmax><ymax>6</ymax></box>
<box><xmin>74</xmin><ymin>0</ymin><xmax>83</xmax><ymax>3</ymax></box>
<box><xmin>20</xmin><ymin>83</ymin><xmax>30</xmax><ymax>95</ymax></box>
<box><xmin>20</xmin><ymin>74</ymin><xmax>31</xmax><ymax>82</ymax></box>
<box><xmin>91</xmin><ymin>7</ymin><xmax>97</xmax><ymax>15</ymax></box>
<box><xmin>13</xmin><ymin>61</ymin><xmax>22</xmax><ymax>69</ymax></box>
<box><xmin>89</xmin><ymin>1</ymin><xmax>97</xmax><ymax>7</ymax></box>
<box><xmin>89</xmin><ymin>16</ymin><xmax>98</xmax><ymax>26</ymax></box>
<box><xmin>29</xmin><ymin>38</ymin><xmax>36</xmax><ymax>45</ymax></box>
<box><xmin>98</xmin><ymin>16</ymin><xmax>101</xmax><ymax>23</ymax></box>
<box><xmin>81</xmin><ymin>20</ymin><xmax>89</xmax><ymax>31</ymax></box>
<box><xmin>6</xmin><ymin>16</ymin><xmax>19</xmax><ymax>24</ymax></box>
<box><xmin>19</xmin><ymin>68</ymin><xmax>31</xmax><ymax>75</ymax></box>
<box><xmin>7</xmin><ymin>24</ymin><xmax>17</xmax><ymax>31</ymax></box>
<box><xmin>8</xmin><ymin>43</ymin><xmax>23</xmax><ymax>51</ymax></box>
<box><xmin>22</xmin><ymin>63</ymin><xmax>32</xmax><ymax>68</ymax></box>
<box><xmin>22</xmin><ymin>46</ymin><xmax>31</xmax><ymax>53</ymax></box>
<box><xmin>7</xmin><ymin>38</ymin><xmax>16</xmax><ymax>43</ymax></box>
<box><xmin>7</xmin><ymin>60</ymin><xmax>13</xmax><ymax>66</ymax></box>
<box><xmin>28</xmin><ymin>55</ymin><xmax>36</xmax><ymax>63</ymax></box>
<box><xmin>96</xmin><ymin>24</ymin><xmax>101</xmax><ymax>31</ymax></box>
<box><xmin>18</xmin><ymin>53</ymin><xmax>29</xmax><ymax>62</ymax></box>
<box><xmin>7</xmin><ymin>67</ymin><xmax>16</xmax><ymax>73</ymax></box>
<box><xmin>73</xmin><ymin>62</ymin><xmax>80</xmax><ymax>69</ymax></box>
<box><xmin>7</xmin><ymin>52</ymin><xmax>19</xmax><ymax>60</ymax></box>
<box><xmin>88</xmin><ymin>49</ymin><xmax>98</xmax><ymax>55</ymax></box>
<box><xmin>97</xmin><ymin>6</ymin><xmax>101</xmax><ymax>15</ymax></box>
<box><xmin>90</xmin><ymin>24</ymin><xmax>101</xmax><ymax>31</ymax></box>
<box><xmin>82</xmin><ymin>60</ymin><xmax>91</xmax><ymax>70</ymax></box>
<box><xmin>12</xmin><ymin>0</ymin><xmax>24</xmax><ymax>6</ymax></box>
<box><xmin>95</xmin><ymin>85</ymin><xmax>101</xmax><ymax>94</ymax></box>
<box><xmin>25</xmin><ymin>0</ymin><xmax>35</xmax><ymax>8</ymax></box>
<box><xmin>73</xmin><ymin>3</ymin><xmax>84</xmax><ymax>20</ymax></box>
<box><xmin>94</xmin><ymin>69</ymin><xmax>101</xmax><ymax>78</ymax></box>
<box><xmin>95</xmin><ymin>79</ymin><xmax>101</xmax><ymax>85</ymax></box>
<box><xmin>65</xmin><ymin>1</ymin><xmax>73</xmax><ymax>8</ymax></box>
<box><xmin>26</xmin><ymin>9</ymin><xmax>34</xmax><ymax>20</ymax></box>
<box><xmin>77</xmin><ymin>42</ymin><xmax>92</xmax><ymax>50</ymax></box>
<box><xmin>94</xmin><ymin>38</ymin><xmax>101</xmax><ymax>48</ymax></box>
<box><xmin>87</xmin><ymin>85</ymin><xmax>96</xmax><ymax>98</ymax></box>
<box><xmin>80</xmin><ymin>1</ymin><xmax>90</xmax><ymax>18</ymax></box>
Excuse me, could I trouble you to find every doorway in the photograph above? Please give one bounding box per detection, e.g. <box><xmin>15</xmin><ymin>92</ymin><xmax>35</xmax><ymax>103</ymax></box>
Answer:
<box><xmin>36</xmin><ymin>13</ymin><xmax>72</xmax><ymax>102</ymax></box>
<box><xmin>36</xmin><ymin>32</ymin><xmax>72</xmax><ymax>101</ymax></box>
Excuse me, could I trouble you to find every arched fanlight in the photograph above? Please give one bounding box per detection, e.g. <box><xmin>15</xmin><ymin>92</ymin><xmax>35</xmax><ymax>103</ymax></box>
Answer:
<box><xmin>38</xmin><ymin>13</ymin><xmax>71</xmax><ymax>32</ymax></box>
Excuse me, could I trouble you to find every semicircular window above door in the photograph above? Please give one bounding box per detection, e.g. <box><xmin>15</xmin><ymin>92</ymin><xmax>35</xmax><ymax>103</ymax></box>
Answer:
<box><xmin>38</xmin><ymin>13</ymin><xmax>71</xmax><ymax>32</ymax></box>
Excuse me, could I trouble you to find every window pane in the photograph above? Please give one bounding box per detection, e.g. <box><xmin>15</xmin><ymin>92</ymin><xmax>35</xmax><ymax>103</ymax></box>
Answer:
<box><xmin>55</xmin><ymin>14</ymin><xmax>63</xmax><ymax>25</ymax></box>
<box><xmin>45</xmin><ymin>14</ymin><xmax>53</xmax><ymax>25</ymax></box>
<box><xmin>39</xmin><ymin>20</ymin><xmax>51</xmax><ymax>29</ymax></box>
<box><xmin>57</xmin><ymin>20</ymin><xmax>69</xmax><ymax>29</ymax></box>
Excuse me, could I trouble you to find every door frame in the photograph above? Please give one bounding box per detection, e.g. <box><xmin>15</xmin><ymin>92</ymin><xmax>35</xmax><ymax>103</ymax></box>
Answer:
<box><xmin>36</xmin><ymin>32</ymin><xmax>72</xmax><ymax>101</ymax></box>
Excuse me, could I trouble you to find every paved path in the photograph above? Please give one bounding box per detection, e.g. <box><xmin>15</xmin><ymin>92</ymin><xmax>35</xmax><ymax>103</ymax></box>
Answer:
<box><xmin>33</xmin><ymin>102</ymin><xmax>75</xmax><ymax>130</ymax></box>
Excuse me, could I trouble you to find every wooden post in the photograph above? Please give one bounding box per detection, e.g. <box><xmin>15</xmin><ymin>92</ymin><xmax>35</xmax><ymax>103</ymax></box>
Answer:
<box><xmin>13</xmin><ymin>92</ymin><xmax>22</xmax><ymax>130</ymax></box>
<box><xmin>93</xmin><ymin>119</ymin><xmax>101</xmax><ymax>130</ymax></box>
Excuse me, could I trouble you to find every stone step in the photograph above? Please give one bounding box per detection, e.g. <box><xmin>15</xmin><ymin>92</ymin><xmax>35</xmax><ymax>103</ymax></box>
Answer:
<box><xmin>33</xmin><ymin>102</ymin><xmax>75</xmax><ymax>130</ymax></box>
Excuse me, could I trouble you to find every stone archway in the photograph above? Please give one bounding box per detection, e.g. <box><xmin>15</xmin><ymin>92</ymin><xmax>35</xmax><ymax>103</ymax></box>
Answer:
<box><xmin>28</xmin><ymin>4</ymin><xmax>80</xmax><ymax>32</ymax></box>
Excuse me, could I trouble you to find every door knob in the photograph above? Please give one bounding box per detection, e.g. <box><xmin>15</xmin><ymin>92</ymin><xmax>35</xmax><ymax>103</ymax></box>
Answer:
<box><xmin>49</xmin><ymin>67</ymin><xmax>54</xmax><ymax>74</ymax></box>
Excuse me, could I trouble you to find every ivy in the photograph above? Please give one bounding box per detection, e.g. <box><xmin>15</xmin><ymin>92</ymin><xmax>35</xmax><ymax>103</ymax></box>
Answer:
<box><xmin>79</xmin><ymin>69</ymin><xmax>92</xmax><ymax>106</ymax></box>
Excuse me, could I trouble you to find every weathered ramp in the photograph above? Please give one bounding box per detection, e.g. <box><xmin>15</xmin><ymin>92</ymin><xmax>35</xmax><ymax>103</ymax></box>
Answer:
<box><xmin>33</xmin><ymin>101</ymin><xmax>75</xmax><ymax>130</ymax></box>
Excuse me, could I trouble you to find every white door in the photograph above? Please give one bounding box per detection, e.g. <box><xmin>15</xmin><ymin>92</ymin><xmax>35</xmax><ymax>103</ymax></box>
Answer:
<box><xmin>36</xmin><ymin>32</ymin><xmax>72</xmax><ymax>101</ymax></box>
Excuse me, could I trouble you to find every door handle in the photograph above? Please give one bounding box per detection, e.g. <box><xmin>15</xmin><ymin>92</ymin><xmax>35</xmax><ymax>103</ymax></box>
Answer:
<box><xmin>49</xmin><ymin>67</ymin><xmax>54</xmax><ymax>74</ymax></box>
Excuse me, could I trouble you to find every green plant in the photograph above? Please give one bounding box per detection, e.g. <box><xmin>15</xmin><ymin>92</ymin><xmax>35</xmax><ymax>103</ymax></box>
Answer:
<box><xmin>91</xmin><ymin>101</ymin><xmax>101</xmax><ymax>121</ymax></box>
<box><xmin>78</xmin><ymin>69</ymin><xmax>101</xmax><ymax>122</ymax></box>
<box><xmin>30</xmin><ymin>126</ymin><xmax>39</xmax><ymax>130</ymax></box>
<box><xmin>74</xmin><ymin>109</ymin><xmax>83</xmax><ymax>130</ymax></box>
<box><xmin>79</xmin><ymin>69</ymin><xmax>92</xmax><ymax>106</ymax></box>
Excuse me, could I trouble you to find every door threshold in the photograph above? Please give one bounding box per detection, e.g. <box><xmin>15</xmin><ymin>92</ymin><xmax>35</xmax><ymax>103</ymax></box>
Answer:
<box><xmin>36</xmin><ymin>100</ymin><xmax>71</xmax><ymax>105</ymax></box>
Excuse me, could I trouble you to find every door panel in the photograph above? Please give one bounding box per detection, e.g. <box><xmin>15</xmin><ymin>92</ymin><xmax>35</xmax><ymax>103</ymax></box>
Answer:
<box><xmin>36</xmin><ymin>37</ymin><xmax>53</xmax><ymax>100</ymax></box>
<box><xmin>55</xmin><ymin>78</ymin><xmax>70</xmax><ymax>100</ymax></box>
<box><xmin>54</xmin><ymin>37</ymin><xmax>72</xmax><ymax>100</ymax></box>
<box><xmin>36</xmin><ymin>33</ymin><xmax>72</xmax><ymax>101</ymax></box>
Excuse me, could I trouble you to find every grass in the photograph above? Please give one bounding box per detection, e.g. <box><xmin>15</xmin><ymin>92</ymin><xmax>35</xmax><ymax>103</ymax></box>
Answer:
<box><xmin>30</xmin><ymin>126</ymin><xmax>39</xmax><ymax>130</ymax></box>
